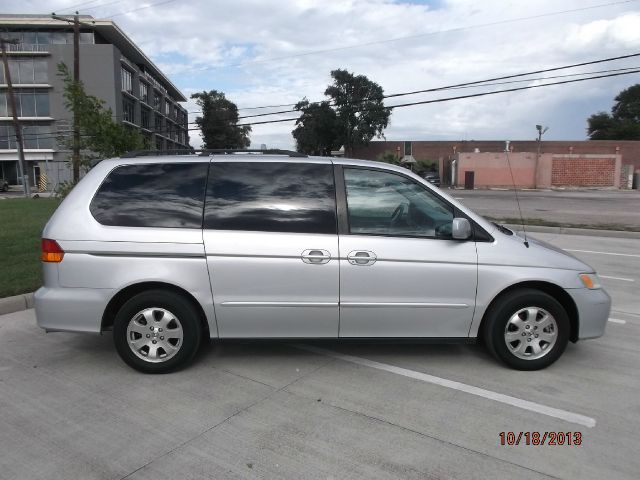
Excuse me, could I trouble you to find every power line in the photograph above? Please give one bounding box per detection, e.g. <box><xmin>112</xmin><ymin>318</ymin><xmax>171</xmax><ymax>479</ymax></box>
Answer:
<box><xmin>9</xmin><ymin>66</ymin><xmax>640</xmax><ymax>139</ymax></box>
<box><xmin>106</xmin><ymin>0</ymin><xmax>177</xmax><ymax>19</ymax></box>
<box><xmin>191</xmin><ymin>0</ymin><xmax>640</xmax><ymax>71</ymax></box>
<box><xmin>7</xmin><ymin>60</ymin><xmax>640</xmax><ymax>141</ymax></box>
<box><xmin>233</xmin><ymin>53</ymin><xmax>640</xmax><ymax>120</ymax></box>
<box><xmin>234</xmin><ymin>68</ymin><xmax>640</xmax><ymax>127</ymax></box>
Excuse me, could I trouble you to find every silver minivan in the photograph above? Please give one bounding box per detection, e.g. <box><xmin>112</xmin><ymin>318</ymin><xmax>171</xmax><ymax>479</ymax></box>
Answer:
<box><xmin>35</xmin><ymin>150</ymin><xmax>611</xmax><ymax>373</ymax></box>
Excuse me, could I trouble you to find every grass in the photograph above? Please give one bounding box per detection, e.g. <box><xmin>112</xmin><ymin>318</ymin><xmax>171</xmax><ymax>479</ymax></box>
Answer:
<box><xmin>485</xmin><ymin>216</ymin><xmax>640</xmax><ymax>232</ymax></box>
<box><xmin>0</xmin><ymin>198</ymin><xmax>60</xmax><ymax>298</ymax></box>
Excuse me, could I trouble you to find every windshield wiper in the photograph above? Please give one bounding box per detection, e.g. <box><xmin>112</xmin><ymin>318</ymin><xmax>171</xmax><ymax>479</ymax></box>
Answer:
<box><xmin>492</xmin><ymin>222</ymin><xmax>514</xmax><ymax>236</ymax></box>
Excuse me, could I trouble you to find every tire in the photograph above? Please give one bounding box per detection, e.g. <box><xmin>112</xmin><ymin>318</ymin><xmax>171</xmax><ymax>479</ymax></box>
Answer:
<box><xmin>113</xmin><ymin>289</ymin><xmax>203</xmax><ymax>373</ymax></box>
<box><xmin>483</xmin><ymin>289</ymin><xmax>569</xmax><ymax>370</ymax></box>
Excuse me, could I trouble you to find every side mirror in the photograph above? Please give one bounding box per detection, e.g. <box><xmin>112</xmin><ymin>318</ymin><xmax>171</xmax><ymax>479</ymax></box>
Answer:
<box><xmin>452</xmin><ymin>218</ymin><xmax>472</xmax><ymax>240</ymax></box>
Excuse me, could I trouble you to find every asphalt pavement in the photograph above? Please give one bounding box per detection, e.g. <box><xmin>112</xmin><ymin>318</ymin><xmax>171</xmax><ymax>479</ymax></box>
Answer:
<box><xmin>451</xmin><ymin>189</ymin><xmax>640</xmax><ymax>229</ymax></box>
<box><xmin>0</xmin><ymin>233</ymin><xmax>638</xmax><ymax>479</ymax></box>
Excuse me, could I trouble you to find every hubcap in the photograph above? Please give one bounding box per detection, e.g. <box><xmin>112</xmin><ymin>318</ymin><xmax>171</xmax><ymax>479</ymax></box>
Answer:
<box><xmin>126</xmin><ymin>308</ymin><xmax>183</xmax><ymax>363</ymax></box>
<box><xmin>504</xmin><ymin>306</ymin><xmax>558</xmax><ymax>360</ymax></box>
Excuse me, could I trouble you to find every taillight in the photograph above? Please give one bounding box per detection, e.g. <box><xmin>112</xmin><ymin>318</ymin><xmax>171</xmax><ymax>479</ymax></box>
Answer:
<box><xmin>41</xmin><ymin>238</ymin><xmax>64</xmax><ymax>263</ymax></box>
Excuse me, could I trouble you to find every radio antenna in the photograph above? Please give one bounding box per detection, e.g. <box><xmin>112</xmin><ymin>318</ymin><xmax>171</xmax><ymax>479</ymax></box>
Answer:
<box><xmin>504</xmin><ymin>145</ymin><xmax>529</xmax><ymax>248</ymax></box>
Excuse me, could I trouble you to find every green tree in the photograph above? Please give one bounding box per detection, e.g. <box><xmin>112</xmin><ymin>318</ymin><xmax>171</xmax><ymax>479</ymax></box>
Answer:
<box><xmin>292</xmin><ymin>99</ymin><xmax>341</xmax><ymax>156</ymax></box>
<box><xmin>58</xmin><ymin>62</ymin><xmax>142</xmax><ymax>183</ymax></box>
<box><xmin>191</xmin><ymin>90</ymin><xmax>251</xmax><ymax>149</ymax></box>
<box><xmin>325</xmin><ymin>69</ymin><xmax>391</xmax><ymax>156</ymax></box>
<box><xmin>587</xmin><ymin>84</ymin><xmax>640</xmax><ymax>140</ymax></box>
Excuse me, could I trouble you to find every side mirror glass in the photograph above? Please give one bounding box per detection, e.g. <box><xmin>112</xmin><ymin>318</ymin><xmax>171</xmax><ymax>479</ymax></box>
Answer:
<box><xmin>452</xmin><ymin>217</ymin><xmax>472</xmax><ymax>240</ymax></box>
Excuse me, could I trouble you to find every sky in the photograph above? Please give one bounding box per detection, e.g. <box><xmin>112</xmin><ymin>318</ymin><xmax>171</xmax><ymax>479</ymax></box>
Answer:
<box><xmin>4</xmin><ymin>0</ymin><xmax>640</xmax><ymax>150</ymax></box>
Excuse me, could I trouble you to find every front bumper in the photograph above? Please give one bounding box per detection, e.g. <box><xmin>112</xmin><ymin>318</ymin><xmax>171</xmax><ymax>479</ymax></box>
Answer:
<box><xmin>35</xmin><ymin>286</ymin><xmax>113</xmax><ymax>333</ymax></box>
<box><xmin>567</xmin><ymin>287</ymin><xmax>612</xmax><ymax>340</ymax></box>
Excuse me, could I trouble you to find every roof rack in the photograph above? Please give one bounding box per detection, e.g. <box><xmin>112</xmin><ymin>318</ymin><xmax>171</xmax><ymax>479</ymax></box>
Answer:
<box><xmin>121</xmin><ymin>149</ymin><xmax>307</xmax><ymax>158</ymax></box>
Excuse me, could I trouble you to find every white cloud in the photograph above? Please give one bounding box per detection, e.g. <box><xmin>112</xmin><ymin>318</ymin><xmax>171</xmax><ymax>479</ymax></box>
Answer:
<box><xmin>7</xmin><ymin>0</ymin><xmax>640</xmax><ymax>148</ymax></box>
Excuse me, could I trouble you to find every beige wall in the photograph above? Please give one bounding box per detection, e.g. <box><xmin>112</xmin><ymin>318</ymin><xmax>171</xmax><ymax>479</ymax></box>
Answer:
<box><xmin>454</xmin><ymin>152</ymin><xmax>621</xmax><ymax>188</ymax></box>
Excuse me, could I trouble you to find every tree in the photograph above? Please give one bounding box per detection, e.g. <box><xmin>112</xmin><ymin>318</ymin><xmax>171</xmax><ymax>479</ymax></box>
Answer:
<box><xmin>587</xmin><ymin>84</ymin><xmax>640</xmax><ymax>140</ymax></box>
<box><xmin>325</xmin><ymin>69</ymin><xmax>391</xmax><ymax>156</ymax></box>
<box><xmin>58</xmin><ymin>62</ymin><xmax>143</xmax><ymax>183</ymax></box>
<box><xmin>191</xmin><ymin>90</ymin><xmax>251</xmax><ymax>149</ymax></box>
<box><xmin>292</xmin><ymin>99</ymin><xmax>341</xmax><ymax>156</ymax></box>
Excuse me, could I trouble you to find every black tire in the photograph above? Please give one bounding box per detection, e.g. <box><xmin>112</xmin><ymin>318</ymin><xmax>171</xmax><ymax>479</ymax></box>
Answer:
<box><xmin>113</xmin><ymin>289</ymin><xmax>202</xmax><ymax>373</ymax></box>
<box><xmin>483</xmin><ymin>288</ymin><xmax>569</xmax><ymax>370</ymax></box>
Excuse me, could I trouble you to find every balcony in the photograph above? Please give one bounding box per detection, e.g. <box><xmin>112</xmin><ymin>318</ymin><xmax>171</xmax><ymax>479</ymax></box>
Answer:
<box><xmin>5</xmin><ymin>44</ymin><xmax>49</xmax><ymax>55</ymax></box>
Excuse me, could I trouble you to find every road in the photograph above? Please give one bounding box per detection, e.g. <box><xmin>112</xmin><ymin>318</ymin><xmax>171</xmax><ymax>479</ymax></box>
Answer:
<box><xmin>0</xmin><ymin>233</ymin><xmax>638</xmax><ymax>479</ymax></box>
<box><xmin>450</xmin><ymin>189</ymin><xmax>640</xmax><ymax>229</ymax></box>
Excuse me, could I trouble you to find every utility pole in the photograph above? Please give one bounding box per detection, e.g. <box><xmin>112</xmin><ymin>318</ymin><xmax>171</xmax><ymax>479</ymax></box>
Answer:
<box><xmin>0</xmin><ymin>37</ymin><xmax>30</xmax><ymax>196</ymax></box>
<box><xmin>534</xmin><ymin>124</ymin><xmax>548</xmax><ymax>189</ymax></box>
<box><xmin>52</xmin><ymin>12</ymin><xmax>82</xmax><ymax>183</ymax></box>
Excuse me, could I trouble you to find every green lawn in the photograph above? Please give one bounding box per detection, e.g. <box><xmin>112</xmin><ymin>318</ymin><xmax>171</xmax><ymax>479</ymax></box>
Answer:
<box><xmin>0</xmin><ymin>198</ymin><xmax>60</xmax><ymax>298</ymax></box>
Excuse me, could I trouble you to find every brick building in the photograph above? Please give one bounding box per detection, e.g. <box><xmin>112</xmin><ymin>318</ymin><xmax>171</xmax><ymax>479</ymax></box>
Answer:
<box><xmin>352</xmin><ymin>140</ymin><xmax>640</xmax><ymax>188</ymax></box>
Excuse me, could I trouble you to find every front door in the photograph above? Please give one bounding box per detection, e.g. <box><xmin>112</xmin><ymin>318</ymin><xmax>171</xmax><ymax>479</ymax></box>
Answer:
<box><xmin>203</xmin><ymin>160</ymin><xmax>339</xmax><ymax>338</ymax></box>
<box><xmin>338</xmin><ymin>166</ymin><xmax>478</xmax><ymax>338</ymax></box>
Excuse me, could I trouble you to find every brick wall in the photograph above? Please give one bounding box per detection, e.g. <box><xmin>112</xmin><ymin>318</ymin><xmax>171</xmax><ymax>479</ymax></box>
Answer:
<box><xmin>551</xmin><ymin>155</ymin><xmax>617</xmax><ymax>187</ymax></box>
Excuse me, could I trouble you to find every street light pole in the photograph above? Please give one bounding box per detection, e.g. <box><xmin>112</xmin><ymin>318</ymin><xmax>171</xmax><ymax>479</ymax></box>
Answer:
<box><xmin>52</xmin><ymin>12</ymin><xmax>83</xmax><ymax>183</ymax></box>
<box><xmin>534</xmin><ymin>124</ymin><xmax>548</xmax><ymax>189</ymax></box>
<box><xmin>0</xmin><ymin>38</ymin><xmax>30</xmax><ymax>197</ymax></box>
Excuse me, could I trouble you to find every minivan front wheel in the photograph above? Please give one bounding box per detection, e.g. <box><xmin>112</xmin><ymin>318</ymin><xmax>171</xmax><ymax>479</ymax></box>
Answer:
<box><xmin>113</xmin><ymin>290</ymin><xmax>202</xmax><ymax>373</ymax></box>
<box><xmin>484</xmin><ymin>289</ymin><xmax>569</xmax><ymax>370</ymax></box>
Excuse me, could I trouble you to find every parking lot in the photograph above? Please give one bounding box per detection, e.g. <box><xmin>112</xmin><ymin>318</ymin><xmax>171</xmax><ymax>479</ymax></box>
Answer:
<box><xmin>0</xmin><ymin>232</ymin><xmax>638</xmax><ymax>479</ymax></box>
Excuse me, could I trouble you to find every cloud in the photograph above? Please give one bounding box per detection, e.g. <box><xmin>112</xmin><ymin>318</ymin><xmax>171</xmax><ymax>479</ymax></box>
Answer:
<box><xmin>8</xmin><ymin>0</ymin><xmax>640</xmax><ymax>149</ymax></box>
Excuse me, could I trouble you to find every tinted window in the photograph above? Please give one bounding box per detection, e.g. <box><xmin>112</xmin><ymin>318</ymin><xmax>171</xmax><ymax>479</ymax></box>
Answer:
<box><xmin>204</xmin><ymin>162</ymin><xmax>337</xmax><ymax>234</ymax></box>
<box><xmin>344</xmin><ymin>168</ymin><xmax>454</xmax><ymax>238</ymax></box>
<box><xmin>90</xmin><ymin>163</ymin><xmax>208</xmax><ymax>228</ymax></box>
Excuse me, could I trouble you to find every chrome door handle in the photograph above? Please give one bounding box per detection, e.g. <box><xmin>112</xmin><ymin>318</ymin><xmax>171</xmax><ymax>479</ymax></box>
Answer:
<box><xmin>347</xmin><ymin>250</ymin><xmax>377</xmax><ymax>266</ymax></box>
<box><xmin>301</xmin><ymin>249</ymin><xmax>331</xmax><ymax>264</ymax></box>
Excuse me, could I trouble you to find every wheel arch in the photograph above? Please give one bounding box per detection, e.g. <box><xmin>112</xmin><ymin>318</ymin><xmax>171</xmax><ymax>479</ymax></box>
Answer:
<box><xmin>478</xmin><ymin>281</ymin><xmax>579</xmax><ymax>343</ymax></box>
<box><xmin>101</xmin><ymin>281</ymin><xmax>210</xmax><ymax>338</ymax></box>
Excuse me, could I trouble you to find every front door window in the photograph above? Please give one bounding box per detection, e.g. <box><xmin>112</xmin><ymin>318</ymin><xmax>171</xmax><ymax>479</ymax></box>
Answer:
<box><xmin>344</xmin><ymin>168</ymin><xmax>454</xmax><ymax>238</ymax></box>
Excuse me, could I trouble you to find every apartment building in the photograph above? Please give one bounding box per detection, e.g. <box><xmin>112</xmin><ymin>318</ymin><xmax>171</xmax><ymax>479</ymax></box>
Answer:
<box><xmin>0</xmin><ymin>14</ymin><xmax>190</xmax><ymax>190</ymax></box>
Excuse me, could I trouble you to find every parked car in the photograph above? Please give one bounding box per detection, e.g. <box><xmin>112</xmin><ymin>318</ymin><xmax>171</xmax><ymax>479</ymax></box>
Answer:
<box><xmin>1</xmin><ymin>178</ymin><xmax>8</xmax><ymax>192</ymax></box>
<box><xmin>35</xmin><ymin>150</ymin><xmax>610</xmax><ymax>373</ymax></box>
<box><xmin>422</xmin><ymin>172</ymin><xmax>440</xmax><ymax>187</ymax></box>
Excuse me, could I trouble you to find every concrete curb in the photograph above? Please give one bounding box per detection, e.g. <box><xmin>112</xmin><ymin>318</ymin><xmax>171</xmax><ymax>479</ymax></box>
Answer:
<box><xmin>0</xmin><ymin>292</ymin><xmax>34</xmax><ymax>316</ymax></box>
<box><xmin>503</xmin><ymin>224</ymin><xmax>640</xmax><ymax>239</ymax></box>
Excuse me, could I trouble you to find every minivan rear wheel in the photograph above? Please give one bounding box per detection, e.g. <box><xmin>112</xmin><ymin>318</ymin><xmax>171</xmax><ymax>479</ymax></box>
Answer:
<box><xmin>113</xmin><ymin>290</ymin><xmax>202</xmax><ymax>373</ymax></box>
<box><xmin>484</xmin><ymin>289</ymin><xmax>569</xmax><ymax>370</ymax></box>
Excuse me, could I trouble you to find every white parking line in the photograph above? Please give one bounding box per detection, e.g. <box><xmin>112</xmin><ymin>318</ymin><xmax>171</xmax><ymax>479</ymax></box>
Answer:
<box><xmin>600</xmin><ymin>275</ymin><xmax>635</xmax><ymax>282</ymax></box>
<box><xmin>295</xmin><ymin>344</ymin><xmax>596</xmax><ymax>428</ymax></box>
<box><xmin>608</xmin><ymin>318</ymin><xmax>627</xmax><ymax>324</ymax></box>
<box><xmin>566</xmin><ymin>249</ymin><xmax>640</xmax><ymax>258</ymax></box>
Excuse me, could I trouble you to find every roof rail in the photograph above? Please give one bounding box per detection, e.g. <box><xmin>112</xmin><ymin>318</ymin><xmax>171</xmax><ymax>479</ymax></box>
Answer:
<box><xmin>121</xmin><ymin>149</ymin><xmax>307</xmax><ymax>158</ymax></box>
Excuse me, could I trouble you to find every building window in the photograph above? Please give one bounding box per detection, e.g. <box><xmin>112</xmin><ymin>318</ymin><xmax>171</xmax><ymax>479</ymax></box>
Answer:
<box><xmin>404</xmin><ymin>141</ymin><xmax>412</xmax><ymax>156</ymax></box>
<box><xmin>0</xmin><ymin>124</ymin><xmax>53</xmax><ymax>149</ymax></box>
<box><xmin>141</xmin><ymin>107</ymin><xmax>150</xmax><ymax>129</ymax></box>
<box><xmin>154</xmin><ymin>114</ymin><xmax>163</xmax><ymax>133</ymax></box>
<box><xmin>140</xmin><ymin>82</ymin><xmax>149</xmax><ymax>104</ymax></box>
<box><xmin>0</xmin><ymin>59</ymin><xmax>48</xmax><ymax>84</ymax></box>
<box><xmin>121</xmin><ymin>67</ymin><xmax>133</xmax><ymax>94</ymax></box>
<box><xmin>122</xmin><ymin>97</ymin><xmax>135</xmax><ymax>123</ymax></box>
<box><xmin>164</xmin><ymin>100</ymin><xmax>170</xmax><ymax>116</ymax></box>
<box><xmin>153</xmin><ymin>91</ymin><xmax>161</xmax><ymax>111</ymax></box>
<box><xmin>0</xmin><ymin>91</ymin><xmax>49</xmax><ymax>117</ymax></box>
<box><xmin>155</xmin><ymin>136</ymin><xmax>163</xmax><ymax>150</ymax></box>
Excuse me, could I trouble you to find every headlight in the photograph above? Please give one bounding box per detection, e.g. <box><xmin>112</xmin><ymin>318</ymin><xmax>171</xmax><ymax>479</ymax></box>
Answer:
<box><xmin>579</xmin><ymin>273</ymin><xmax>601</xmax><ymax>289</ymax></box>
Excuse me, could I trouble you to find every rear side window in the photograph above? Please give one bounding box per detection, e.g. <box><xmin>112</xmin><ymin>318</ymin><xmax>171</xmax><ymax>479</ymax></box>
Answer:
<box><xmin>90</xmin><ymin>163</ymin><xmax>208</xmax><ymax>228</ymax></box>
<box><xmin>204</xmin><ymin>162</ymin><xmax>337</xmax><ymax>234</ymax></box>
